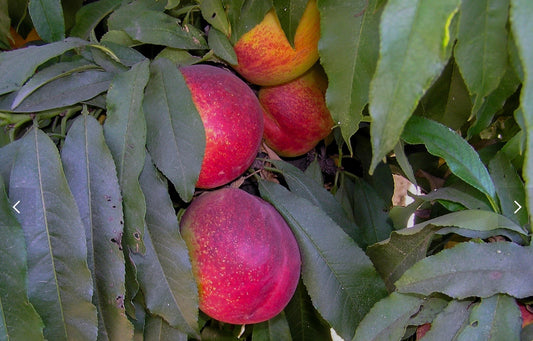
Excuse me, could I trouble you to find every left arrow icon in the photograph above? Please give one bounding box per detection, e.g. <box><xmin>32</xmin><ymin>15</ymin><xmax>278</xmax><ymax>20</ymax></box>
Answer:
<box><xmin>12</xmin><ymin>200</ymin><xmax>20</xmax><ymax>214</ymax></box>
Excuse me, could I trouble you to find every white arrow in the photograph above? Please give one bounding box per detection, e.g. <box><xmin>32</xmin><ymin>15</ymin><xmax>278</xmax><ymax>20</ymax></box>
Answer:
<box><xmin>12</xmin><ymin>200</ymin><xmax>20</xmax><ymax>214</ymax></box>
<box><xmin>514</xmin><ymin>200</ymin><xmax>522</xmax><ymax>214</ymax></box>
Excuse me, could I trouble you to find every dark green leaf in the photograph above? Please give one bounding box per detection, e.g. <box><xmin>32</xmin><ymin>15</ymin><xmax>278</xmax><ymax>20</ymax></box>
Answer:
<box><xmin>394</xmin><ymin>141</ymin><xmax>417</xmax><ymax>185</ymax></box>
<box><xmin>208</xmin><ymin>28</ymin><xmax>238</xmax><ymax>65</ymax></box>
<box><xmin>367</xmin><ymin>224</ymin><xmax>436</xmax><ymax>292</ymax></box>
<box><xmin>319</xmin><ymin>0</ymin><xmax>381</xmax><ymax>152</ymax></box>
<box><xmin>0</xmin><ymin>38</ymin><xmax>88</xmax><ymax>95</ymax></box>
<box><xmin>419</xmin><ymin>299</ymin><xmax>473</xmax><ymax>341</ymax></box>
<box><xmin>412</xmin><ymin>186</ymin><xmax>492</xmax><ymax>211</ymax></box>
<box><xmin>0</xmin><ymin>139</ymin><xmax>21</xmax><ymax>185</ymax></box>
<box><xmin>334</xmin><ymin>175</ymin><xmax>393</xmax><ymax>249</ymax></box>
<box><xmin>104</xmin><ymin>59</ymin><xmax>150</xmax><ymax>254</ymax></box>
<box><xmin>407</xmin><ymin>296</ymin><xmax>450</xmax><ymax>326</ymax></box>
<box><xmin>131</xmin><ymin>155</ymin><xmax>199</xmax><ymax>336</ymax></box>
<box><xmin>259</xmin><ymin>180</ymin><xmax>387</xmax><ymax>341</ymax></box>
<box><xmin>2</xmin><ymin>69</ymin><xmax>113</xmax><ymax>113</ymax></box>
<box><xmin>467</xmin><ymin>66</ymin><xmax>521</xmax><ymax>138</ymax></box>
<box><xmin>456</xmin><ymin>294</ymin><xmax>521</xmax><ymax>341</ymax></box>
<box><xmin>70</xmin><ymin>0</ymin><xmax>123</xmax><ymax>39</ymax></box>
<box><xmin>10</xmin><ymin>59</ymin><xmax>99</xmax><ymax>109</ymax></box>
<box><xmin>99</xmin><ymin>42</ymin><xmax>147</xmax><ymax>67</ymax></box>
<box><xmin>369</xmin><ymin>0</ymin><xmax>460</xmax><ymax>171</ymax></box>
<box><xmin>144</xmin><ymin>314</ymin><xmax>188</xmax><ymax>341</ymax></box>
<box><xmin>0</xmin><ymin>175</ymin><xmax>44</xmax><ymax>340</ymax></box>
<box><xmin>510</xmin><ymin>0</ymin><xmax>533</xmax><ymax>223</ymax></box>
<box><xmin>284</xmin><ymin>280</ymin><xmax>332</xmax><ymax>341</ymax></box>
<box><xmin>402</xmin><ymin>116</ymin><xmax>497</xmax><ymax>207</ymax></box>
<box><xmin>489</xmin><ymin>152</ymin><xmax>528</xmax><ymax>227</ymax></box>
<box><xmin>224</xmin><ymin>0</ymin><xmax>272</xmax><ymax>44</ymax></box>
<box><xmin>395</xmin><ymin>242</ymin><xmax>533</xmax><ymax>299</ymax></box>
<box><xmin>454</xmin><ymin>0</ymin><xmax>509</xmax><ymax>114</ymax></box>
<box><xmin>9</xmin><ymin>128</ymin><xmax>97</xmax><ymax>340</ymax></box>
<box><xmin>0</xmin><ymin>0</ymin><xmax>10</xmax><ymax>49</ymax></box>
<box><xmin>108</xmin><ymin>5</ymin><xmax>207</xmax><ymax>49</ymax></box>
<box><xmin>29</xmin><ymin>0</ymin><xmax>65</xmax><ymax>42</ymax></box>
<box><xmin>143</xmin><ymin>58</ymin><xmax>204</xmax><ymax>202</ymax></box>
<box><xmin>200</xmin><ymin>0</ymin><xmax>231</xmax><ymax>36</ymax></box>
<box><xmin>273</xmin><ymin>0</ymin><xmax>307</xmax><ymax>47</ymax></box>
<box><xmin>252</xmin><ymin>311</ymin><xmax>292</xmax><ymax>341</ymax></box>
<box><xmin>61</xmin><ymin>115</ymin><xmax>134</xmax><ymax>341</ymax></box>
<box><xmin>268</xmin><ymin>160</ymin><xmax>360</xmax><ymax>243</ymax></box>
<box><xmin>353</xmin><ymin>293</ymin><xmax>424</xmax><ymax>341</ymax></box>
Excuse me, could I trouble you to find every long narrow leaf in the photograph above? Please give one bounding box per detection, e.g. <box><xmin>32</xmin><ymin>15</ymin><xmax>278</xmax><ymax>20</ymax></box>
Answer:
<box><xmin>9</xmin><ymin>128</ymin><xmax>97</xmax><ymax>341</ymax></box>
<box><xmin>259</xmin><ymin>180</ymin><xmax>387</xmax><ymax>340</ymax></box>
<box><xmin>29</xmin><ymin>0</ymin><xmax>65</xmax><ymax>42</ymax></box>
<box><xmin>0</xmin><ymin>175</ymin><xmax>44</xmax><ymax>340</ymax></box>
<box><xmin>369</xmin><ymin>0</ymin><xmax>460</xmax><ymax>171</ymax></box>
<box><xmin>61</xmin><ymin>115</ymin><xmax>133</xmax><ymax>341</ymax></box>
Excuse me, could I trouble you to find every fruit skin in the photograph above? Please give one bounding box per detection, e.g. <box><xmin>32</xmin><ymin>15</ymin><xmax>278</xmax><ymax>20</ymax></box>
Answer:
<box><xmin>180</xmin><ymin>64</ymin><xmax>264</xmax><ymax>189</ymax></box>
<box><xmin>180</xmin><ymin>187</ymin><xmax>301</xmax><ymax>324</ymax></box>
<box><xmin>9</xmin><ymin>27</ymin><xmax>40</xmax><ymax>49</ymax></box>
<box><xmin>232</xmin><ymin>0</ymin><xmax>320</xmax><ymax>86</ymax></box>
<box><xmin>519</xmin><ymin>302</ymin><xmax>533</xmax><ymax>327</ymax></box>
<box><xmin>259</xmin><ymin>65</ymin><xmax>334</xmax><ymax>157</ymax></box>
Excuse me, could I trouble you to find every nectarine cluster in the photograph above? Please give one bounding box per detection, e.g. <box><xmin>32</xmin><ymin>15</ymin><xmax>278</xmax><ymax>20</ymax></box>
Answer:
<box><xmin>180</xmin><ymin>188</ymin><xmax>301</xmax><ymax>324</ymax></box>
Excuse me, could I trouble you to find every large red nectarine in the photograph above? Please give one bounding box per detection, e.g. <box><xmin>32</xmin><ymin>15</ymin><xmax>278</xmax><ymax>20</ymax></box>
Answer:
<box><xmin>231</xmin><ymin>0</ymin><xmax>320</xmax><ymax>86</ymax></box>
<box><xmin>259</xmin><ymin>65</ymin><xmax>334</xmax><ymax>157</ymax></box>
<box><xmin>180</xmin><ymin>64</ymin><xmax>264</xmax><ymax>189</ymax></box>
<box><xmin>180</xmin><ymin>187</ymin><xmax>301</xmax><ymax>324</ymax></box>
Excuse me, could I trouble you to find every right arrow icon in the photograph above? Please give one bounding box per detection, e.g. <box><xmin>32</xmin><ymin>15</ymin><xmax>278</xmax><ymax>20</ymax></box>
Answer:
<box><xmin>514</xmin><ymin>200</ymin><xmax>522</xmax><ymax>214</ymax></box>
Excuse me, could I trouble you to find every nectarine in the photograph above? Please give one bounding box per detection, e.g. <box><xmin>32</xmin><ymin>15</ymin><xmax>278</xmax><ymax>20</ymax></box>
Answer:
<box><xmin>231</xmin><ymin>0</ymin><xmax>320</xmax><ymax>86</ymax></box>
<box><xmin>259</xmin><ymin>65</ymin><xmax>334</xmax><ymax>157</ymax></box>
<box><xmin>180</xmin><ymin>188</ymin><xmax>301</xmax><ymax>324</ymax></box>
<box><xmin>179</xmin><ymin>64</ymin><xmax>264</xmax><ymax>189</ymax></box>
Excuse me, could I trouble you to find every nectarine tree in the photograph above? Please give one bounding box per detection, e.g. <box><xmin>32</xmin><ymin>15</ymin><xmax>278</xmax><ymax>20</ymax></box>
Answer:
<box><xmin>0</xmin><ymin>0</ymin><xmax>531</xmax><ymax>340</ymax></box>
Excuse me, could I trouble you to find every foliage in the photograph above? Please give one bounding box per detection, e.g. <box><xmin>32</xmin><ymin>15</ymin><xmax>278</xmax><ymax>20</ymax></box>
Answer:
<box><xmin>0</xmin><ymin>0</ymin><xmax>532</xmax><ymax>340</ymax></box>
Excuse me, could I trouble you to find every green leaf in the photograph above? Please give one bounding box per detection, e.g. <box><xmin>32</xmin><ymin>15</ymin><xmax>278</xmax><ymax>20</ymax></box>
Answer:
<box><xmin>467</xmin><ymin>66</ymin><xmax>521</xmax><ymax>138</ymax></box>
<box><xmin>0</xmin><ymin>38</ymin><xmax>88</xmax><ymax>95</ymax></box>
<box><xmin>131</xmin><ymin>155</ymin><xmax>199</xmax><ymax>336</ymax></box>
<box><xmin>29</xmin><ymin>0</ymin><xmax>65</xmax><ymax>42</ymax></box>
<box><xmin>252</xmin><ymin>311</ymin><xmax>292</xmax><ymax>341</ymax></box>
<box><xmin>200</xmin><ymin>0</ymin><xmax>231</xmax><ymax>36</ymax></box>
<box><xmin>510</xmin><ymin>0</ymin><xmax>533</xmax><ymax>226</ymax></box>
<box><xmin>335</xmin><ymin>175</ymin><xmax>393</xmax><ymax>249</ymax></box>
<box><xmin>366</xmin><ymin>224</ymin><xmax>436</xmax><ymax>292</ymax></box>
<box><xmin>143</xmin><ymin>58</ymin><xmax>204</xmax><ymax>202</ymax></box>
<box><xmin>419</xmin><ymin>299</ymin><xmax>473</xmax><ymax>341</ymax></box>
<box><xmin>353</xmin><ymin>292</ymin><xmax>424</xmax><ymax>341</ymax></box>
<box><xmin>273</xmin><ymin>0</ymin><xmax>307</xmax><ymax>47</ymax></box>
<box><xmin>61</xmin><ymin>115</ymin><xmax>134</xmax><ymax>341</ymax></box>
<box><xmin>454</xmin><ymin>0</ymin><xmax>509</xmax><ymax>114</ymax></box>
<box><xmin>144</xmin><ymin>314</ymin><xmax>188</xmax><ymax>341</ymax></box>
<box><xmin>369</xmin><ymin>0</ymin><xmax>460</xmax><ymax>171</ymax></box>
<box><xmin>207</xmin><ymin>28</ymin><xmax>238</xmax><ymax>65</ymax></box>
<box><xmin>395</xmin><ymin>242</ymin><xmax>533</xmax><ymax>299</ymax></box>
<box><xmin>489</xmin><ymin>152</ymin><xmax>528</xmax><ymax>227</ymax></box>
<box><xmin>259</xmin><ymin>180</ymin><xmax>387</xmax><ymax>341</ymax></box>
<box><xmin>0</xmin><ymin>175</ymin><xmax>44</xmax><ymax>341</ymax></box>
<box><xmin>268</xmin><ymin>160</ymin><xmax>360</xmax><ymax>243</ymax></box>
<box><xmin>10</xmin><ymin>59</ymin><xmax>100</xmax><ymax>109</ymax></box>
<box><xmin>224</xmin><ymin>0</ymin><xmax>272</xmax><ymax>44</ymax></box>
<box><xmin>1</xmin><ymin>69</ymin><xmax>113</xmax><ymax>113</ymax></box>
<box><xmin>9</xmin><ymin>128</ymin><xmax>97</xmax><ymax>341</ymax></box>
<box><xmin>284</xmin><ymin>280</ymin><xmax>332</xmax><ymax>341</ymax></box>
<box><xmin>70</xmin><ymin>0</ymin><xmax>123</xmax><ymax>39</ymax></box>
<box><xmin>456</xmin><ymin>294</ymin><xmax>521</xmax><ymax>341</ymax></box>
<box><xmin>104</xmin><ymin>59</ymin><xmax>150</xmax><ymax>254</ymax></box>
<box><xmin>0</xmin><ymin>139</ymin><xmax>21</xmax><ymax>185</ymax></box>
<box><xmin>401</xmin><ymin>116</ymin><xmax>497</xmax><ymax>207</ymax></box>
<box><xmin>0</xmin><ymin>0</ymin><xmax>10</xmax><ymax>50</ymax></box>
<box><xmin>412</xmin><ymin>186</ymin><xmax>492</xmax><ymax>211</ymax></box>
<box><xmin>108</xmin><ymin>5</ymin><xmax>207</xmax><ymax>49</ymax></box>
<box><xmin>319</xmin><ymin>0</ymin><xmax>381</xmax><ymax>152</ymax></box>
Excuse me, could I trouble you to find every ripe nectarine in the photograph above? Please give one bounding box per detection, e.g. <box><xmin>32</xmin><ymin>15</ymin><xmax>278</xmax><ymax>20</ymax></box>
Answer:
<box><xmin>179</xmin><ymin>64</ymin><xmax>264</xmax><ymax>189</ymax></box>
<box><xmin>259</xmin><ymin>65</ymin><xmax>334</xmax><ymax>157</ymax></box>
<box><xmin>180</xmin><ymin>188</ymin><xmax>301</xmax><ymax>324</ymax></box>
<box><xmin>232</xmin><ymin>0</ymin><xmax>320</xmax><ymax>86</ymax></box>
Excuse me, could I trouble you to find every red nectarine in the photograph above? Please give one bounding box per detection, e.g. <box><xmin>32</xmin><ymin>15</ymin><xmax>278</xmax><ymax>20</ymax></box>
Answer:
<box><xmin>231</xmin><ymin>0</ymin><xmax>320</xmax><ymax>86</ymax></box>
<box><xmin>179</xmin><ymin>64</ymin><xmax>264</xmax><ymax>189</ymax></box>
<box><xmin>180</xmin><ymin>188</ymin><xmax>301</xmax><ymax>324</ymax></box>
<box><xmin>259</xmin><ymin>65</ymin><xmax>334</xmax><ymax>157</ymax></box>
